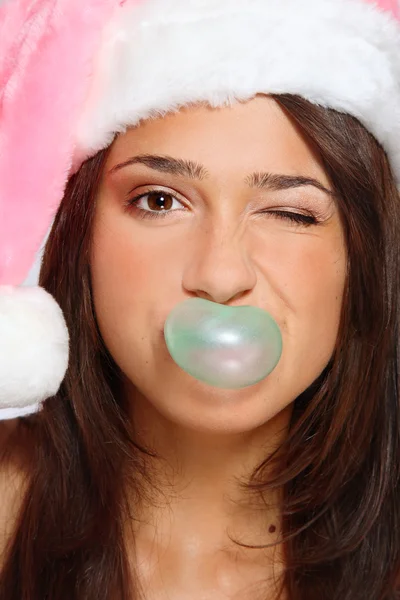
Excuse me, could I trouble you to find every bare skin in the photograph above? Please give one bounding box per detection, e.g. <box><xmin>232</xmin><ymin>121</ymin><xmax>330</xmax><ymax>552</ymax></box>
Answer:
<box><xmin>0</xmin><ymin>97</ymin><xmax>345</xmax><ymax>597</ymax></box>
<box><xmin>123</xmin><ymin>405</ymin><xmax>289</xmax><ymax>599</ymax></box>
<box><xmin>88</xmin><ymin>95</ymin><xmax>347</xmax><ymax>598</ymax></box>
<box><xmin>0</xmin><ymin>96</ymin><xmax>346</xmax><ymax>598</ymax></box>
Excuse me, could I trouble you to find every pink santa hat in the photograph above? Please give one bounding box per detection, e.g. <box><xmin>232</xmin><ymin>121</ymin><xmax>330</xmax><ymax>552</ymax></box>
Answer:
<box><xmin>0</xmin><ymin>0</ymin><xmax>399</xmax><ymax>420</ymax></box>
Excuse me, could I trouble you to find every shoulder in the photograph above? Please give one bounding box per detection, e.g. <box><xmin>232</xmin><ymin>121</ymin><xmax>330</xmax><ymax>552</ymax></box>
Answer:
<box><xmin>0</xmin><ymin>419</ymin><xmax>31</xmax><ymax>570</ymax></box>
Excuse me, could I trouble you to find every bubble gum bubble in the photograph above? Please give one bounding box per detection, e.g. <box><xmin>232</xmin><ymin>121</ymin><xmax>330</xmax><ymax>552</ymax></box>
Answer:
<box><xmin>164</xmin><ymin>298</ymin><xmax>282</xmax><ymax>389</ymax></box>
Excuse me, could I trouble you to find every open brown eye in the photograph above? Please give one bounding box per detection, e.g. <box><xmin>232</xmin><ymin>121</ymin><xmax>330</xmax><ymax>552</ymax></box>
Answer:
<box><xmin>124</xmin><ymin>189</ymin><xmax>186</xmax><ymax>221</ymax></box>
<box><xmin>146</xmin><ymin>191</ymin><xmax>175</xmax><ymax>212</ymax></box>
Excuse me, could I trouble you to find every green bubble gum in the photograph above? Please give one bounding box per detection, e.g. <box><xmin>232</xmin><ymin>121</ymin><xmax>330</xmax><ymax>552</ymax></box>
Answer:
<box><xmin>164</xmin><ymin>298</ymin><xmax>282</xmax><ymax>389</ymax></box>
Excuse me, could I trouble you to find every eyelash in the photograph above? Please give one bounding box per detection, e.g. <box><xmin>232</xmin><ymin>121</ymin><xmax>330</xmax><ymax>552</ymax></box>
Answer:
<box><xmin>125</xmin><ymin>190</ymin><xmax>320</xmax><ymax>226</ymax></box>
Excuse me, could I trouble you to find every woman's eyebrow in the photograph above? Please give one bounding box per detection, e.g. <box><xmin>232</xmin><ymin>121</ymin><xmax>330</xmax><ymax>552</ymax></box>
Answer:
<box><xmin>109</xmin><ymin>153</ymin><xmax>335</xmax><ymax>197</ymax></box>
<box><xmin>246</xmin><ymin>172</ymin><xmax>336</xmax><ymax>198</ymax></box>
<box><xmin>109</xmin><ymin>154</ymin><xmax>209</xmax><ymax>180</ymax></box>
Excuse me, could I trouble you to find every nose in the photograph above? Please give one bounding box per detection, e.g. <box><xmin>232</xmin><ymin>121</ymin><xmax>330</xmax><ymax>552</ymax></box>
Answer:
<box><xmin>182</xmin><ymin>221</ymin><xmax>257</xmax><ymax>305</ymax></box>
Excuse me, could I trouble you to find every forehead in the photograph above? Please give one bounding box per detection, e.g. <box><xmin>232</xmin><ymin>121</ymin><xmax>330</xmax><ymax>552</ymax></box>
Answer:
<box><xmin>106</xmin><ymin>95</ymin><xmax>330</xmax><ymax>186</ymax></box>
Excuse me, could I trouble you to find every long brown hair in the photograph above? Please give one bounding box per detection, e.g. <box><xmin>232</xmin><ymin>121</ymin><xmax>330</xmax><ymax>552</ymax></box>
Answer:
<box><xmin>0</xmin><ymin>95</ymin><xmax>399</xmax><ymax>599</ymax></box>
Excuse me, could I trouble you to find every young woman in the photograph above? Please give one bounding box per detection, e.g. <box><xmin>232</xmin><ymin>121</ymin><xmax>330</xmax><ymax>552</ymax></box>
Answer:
<box><xmin>0</xmin><ymin>1</ymin><xmax>399</xmax><ymax>599</ymax></box>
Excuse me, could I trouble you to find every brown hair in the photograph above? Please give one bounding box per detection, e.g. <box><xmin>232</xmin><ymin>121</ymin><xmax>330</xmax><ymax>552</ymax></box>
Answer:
<box><xmin>0</xmin><ymin>95</ymin><xmax>399</xmax><ymax>599</ymax></box>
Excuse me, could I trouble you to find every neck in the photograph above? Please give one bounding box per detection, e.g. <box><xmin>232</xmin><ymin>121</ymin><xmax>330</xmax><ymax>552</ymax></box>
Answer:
<box><xmin>125</xmin><ymin>385</ymin><xmax>293</xmax><ymax>554</ymax></box>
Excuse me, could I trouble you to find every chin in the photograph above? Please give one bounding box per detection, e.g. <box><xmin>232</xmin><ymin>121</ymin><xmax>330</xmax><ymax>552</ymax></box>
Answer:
<box><xmin>150</xmin><ymin>374</ymin><xmax>291</xmax><ymax>431</ymax></box>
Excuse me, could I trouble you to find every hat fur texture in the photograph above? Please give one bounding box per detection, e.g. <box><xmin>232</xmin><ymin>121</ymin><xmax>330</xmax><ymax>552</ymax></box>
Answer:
<box><xmin>0</xmin><ymin>0</ymin><xmax>399</xmax><ymax>420</ymax></box>
<box><xmin>74</xmin><ymin>0</ymin><xmax>400</xmax><ymax>181</ymax></box>
<box><xmin>0</xmin><ymin>0</ymin><xmax>115</xmax><ymax>419</ymax></box>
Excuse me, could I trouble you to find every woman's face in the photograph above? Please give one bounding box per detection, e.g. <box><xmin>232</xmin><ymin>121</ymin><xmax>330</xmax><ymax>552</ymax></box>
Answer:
<box><xmin>91</xmin><ymin>96</ymin><xmax>346</xmax><ymax>434</ymax></box>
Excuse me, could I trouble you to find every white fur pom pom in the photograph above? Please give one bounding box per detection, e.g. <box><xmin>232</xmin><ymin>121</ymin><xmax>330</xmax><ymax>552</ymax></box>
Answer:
<box><xmin>0</xmin><ymin>286</ymin><xmax>69</xmax><ymax>421</ymax></box>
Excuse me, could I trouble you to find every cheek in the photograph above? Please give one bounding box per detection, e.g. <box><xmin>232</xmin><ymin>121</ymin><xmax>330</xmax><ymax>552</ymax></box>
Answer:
<box><xmin>89</xmin><ymin>214</ymin><xmax>157</xmax><ymax>353</ymax></box>
<box><xmin>90</xmin><ymin>210</ymin><xmax>168</xmax><ymax>308</ymax></box>
<box><xmin>89</xmin><ymin>210</ymin><xmax>185</xmax><ymax>374</ymax></box>
<box><xmin>251</xmin><ymin>227</ymin><xmax>347</xmax><ymax>406</ymax></box>
<box><xmin>277</xmin><ymin>231</ymin><xmax>347</xmax><ymax>366</ymax></box>
<box><xmin>289</xmin><ymin>243</ymin><xmax>344</xmax><ymax>309</ymax></box>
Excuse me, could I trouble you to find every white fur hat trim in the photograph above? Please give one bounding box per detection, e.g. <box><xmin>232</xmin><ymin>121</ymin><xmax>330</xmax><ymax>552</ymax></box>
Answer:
<box><xmin>73</xmin><ymin>0</ymin><xmax>400</xmax><ymax>183</ymax></box>
<box><xmin>0</xmin><ymin>286</ymin><xmax>69</xmax><ymax>421</ymax></box>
